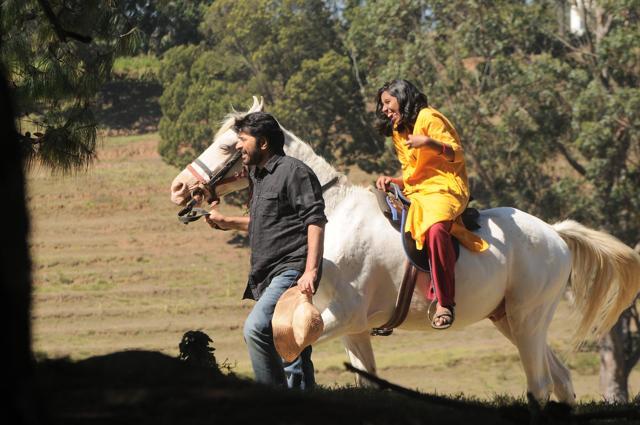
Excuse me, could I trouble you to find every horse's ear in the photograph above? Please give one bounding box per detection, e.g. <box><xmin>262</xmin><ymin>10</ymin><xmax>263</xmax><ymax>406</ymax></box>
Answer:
<box><xmin>249</xmin><ymin>96</ymin><xmax>265</xmax><ymax>113</ymax></box>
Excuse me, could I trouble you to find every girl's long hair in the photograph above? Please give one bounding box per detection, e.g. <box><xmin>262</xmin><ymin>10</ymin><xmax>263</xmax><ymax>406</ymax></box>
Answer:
<box><xmin>374</xmin><ymin>79</ymin><xmax>429</xmax><ymax>136</ymax></box>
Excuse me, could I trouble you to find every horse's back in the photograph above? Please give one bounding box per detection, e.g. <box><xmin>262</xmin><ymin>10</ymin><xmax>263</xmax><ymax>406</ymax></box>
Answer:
<box><xmin>403</xmin><ymin>207</ymin><xmax>571</xmax><ymax>330</ymax></box>
<box><xmin>316</xmin><ymin>193</ymin><xmax>572</xmax><ymax>335</ymax></box>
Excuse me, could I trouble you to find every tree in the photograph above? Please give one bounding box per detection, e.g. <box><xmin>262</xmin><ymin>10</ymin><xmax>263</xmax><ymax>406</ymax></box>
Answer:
<box><xmin>118</xmin><ymin>0</ymin><xmax>213</xmax><ymax>54</ymax></box>
<box><xmin>1</xmin><ymin>38</ymin><xmax>38</xmax><ymax>425</ymax></box>
<box><xmin>1</xmin><ymin>0</ymin><xmax>140</xmax><ymax>173</ymax></box>
<box><xmin>158</xmin><ymin>0</ymin><xmax>387</xmax><ymax>172</ymax></box>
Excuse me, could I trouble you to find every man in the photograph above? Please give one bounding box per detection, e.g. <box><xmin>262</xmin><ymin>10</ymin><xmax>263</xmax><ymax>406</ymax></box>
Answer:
<box><xmin>204</xmin><ymin>112</ymin><xmax>326</xmax><ymax>389</ymax></box>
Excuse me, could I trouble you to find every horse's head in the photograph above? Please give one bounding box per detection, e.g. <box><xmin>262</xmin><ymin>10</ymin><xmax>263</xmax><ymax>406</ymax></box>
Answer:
<box><xmin>170</xmin><ymin>96</ymin><xmax>264</xmax><ymax>207</ymax></box>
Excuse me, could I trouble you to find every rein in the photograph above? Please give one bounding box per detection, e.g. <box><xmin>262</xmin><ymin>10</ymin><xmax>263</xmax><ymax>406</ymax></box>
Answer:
<box><xmin>178</xmin><ymin>151</ymin><xmax>242</xmax><ymax>224</ymax></box>
<box><xmin>321</xmin><ymin>176</ymin><xmax>339</xmax><ymax>192</ymax></box>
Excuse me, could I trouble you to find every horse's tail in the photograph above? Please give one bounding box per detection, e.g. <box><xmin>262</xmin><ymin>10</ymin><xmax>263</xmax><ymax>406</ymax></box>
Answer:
<box><xmin>553</xmin><ymin>220</ymin><xmax>640</xmax><ymax>347</ymax></box>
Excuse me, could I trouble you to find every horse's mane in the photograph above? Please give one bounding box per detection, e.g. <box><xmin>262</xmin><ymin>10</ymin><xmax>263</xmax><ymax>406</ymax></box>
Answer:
<box><xmin>213</xmin><ymin>110</ymin><xmax>246</xmax><ymax>140</ymax></box>
<box><xmin>214</xmin><ymin>96</ymin><xmax>264</xmax><ymax>140</ymax></box>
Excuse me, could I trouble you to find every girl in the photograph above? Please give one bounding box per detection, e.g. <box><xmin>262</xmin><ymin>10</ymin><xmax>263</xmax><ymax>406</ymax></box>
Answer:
<box><xmin>375</xmin><ymin>79</ymin><xmax>488</xmax><ymax>329</ymax></box>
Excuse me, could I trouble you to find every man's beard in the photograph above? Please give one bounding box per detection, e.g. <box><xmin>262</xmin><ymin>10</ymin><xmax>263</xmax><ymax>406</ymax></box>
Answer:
<box><xmin>245</xmin><ymin>148</ymin><xmax>265</xmax><ymax>167</ymax></box>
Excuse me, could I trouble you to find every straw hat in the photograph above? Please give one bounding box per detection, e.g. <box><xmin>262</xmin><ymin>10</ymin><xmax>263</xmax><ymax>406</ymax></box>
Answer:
<box><xmin>272</xmin><ymin>287</ymin><xmax>324</xmax><ymax>362</ymax></box>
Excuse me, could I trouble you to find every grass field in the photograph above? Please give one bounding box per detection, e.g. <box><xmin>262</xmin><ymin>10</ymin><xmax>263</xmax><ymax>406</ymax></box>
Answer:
<box><xmin>28</xmin><ymin>133</ymin><xmax>640</xmax><ymax>402</ymax></box>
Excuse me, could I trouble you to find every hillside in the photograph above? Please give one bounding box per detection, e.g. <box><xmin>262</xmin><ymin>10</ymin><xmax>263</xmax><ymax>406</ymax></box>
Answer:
<box><xmin>28</xmin><ymin>132</ymin><xmax>640</xmax><ymax>401</ymax></box>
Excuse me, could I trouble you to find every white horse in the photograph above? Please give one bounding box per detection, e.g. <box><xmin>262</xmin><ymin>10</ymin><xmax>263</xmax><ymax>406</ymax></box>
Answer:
<box><xmin>170</xmin><ymin>97</ymin><xmax>640</xmax><ymax>404</ymax></box>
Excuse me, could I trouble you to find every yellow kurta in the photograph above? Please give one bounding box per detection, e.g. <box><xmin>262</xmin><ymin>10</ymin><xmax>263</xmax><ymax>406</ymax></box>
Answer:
<box><xmin>392</xmin><ymin>107</ymin><xmax>488</xmax><ymax>252</ymax></box>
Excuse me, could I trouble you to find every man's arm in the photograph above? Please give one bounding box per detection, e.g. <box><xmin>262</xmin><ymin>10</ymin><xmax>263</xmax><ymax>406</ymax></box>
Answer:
<box><xmin>297</xmin><ymin>222</ymin><xmax>325</xmax><ymax>295</ymax></box>
<box><xmin>204</xmin><ymin>200</ymin><xmax>250</xmax><ymax>231</ymax></box>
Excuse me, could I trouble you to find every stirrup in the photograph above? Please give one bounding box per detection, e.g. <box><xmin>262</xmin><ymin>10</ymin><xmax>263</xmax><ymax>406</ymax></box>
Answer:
<box><xmin>427</xmin><ymin>298</ymin><xmax>438</xmax><ymax>323</ymax></box>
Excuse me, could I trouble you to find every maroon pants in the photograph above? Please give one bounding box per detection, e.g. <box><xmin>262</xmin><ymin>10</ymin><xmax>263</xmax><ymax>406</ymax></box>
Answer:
<box><xmin>426</xmin><ymin>221</ymin><xmax>456</xmax><ymax>307</ymax></box>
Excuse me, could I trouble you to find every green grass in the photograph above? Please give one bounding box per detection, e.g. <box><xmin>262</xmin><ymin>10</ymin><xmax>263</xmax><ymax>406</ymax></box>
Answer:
<box><xmin>112</xmin><ymin>54</ymin><xmax>161</xmax><ymax>81</ymax></box>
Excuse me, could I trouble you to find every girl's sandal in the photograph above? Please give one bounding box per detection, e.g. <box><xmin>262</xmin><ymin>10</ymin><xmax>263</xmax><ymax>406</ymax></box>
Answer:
<box><xmin>428</xmin><ymin>300</ymin><xmax>455</xmax><ymax>330</ymax></box>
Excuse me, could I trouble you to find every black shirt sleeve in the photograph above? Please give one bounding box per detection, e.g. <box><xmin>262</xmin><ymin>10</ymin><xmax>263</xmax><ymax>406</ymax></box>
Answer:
<box><xmin>286</xmin><ymin>164</ymin><xmax>327</xmax><ymax>227</ymax></box>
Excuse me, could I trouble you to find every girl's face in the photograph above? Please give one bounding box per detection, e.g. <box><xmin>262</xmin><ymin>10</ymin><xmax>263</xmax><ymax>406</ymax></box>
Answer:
<box><xmin>380</xmin><ymin>91</ymin><xmax>401</xmax><ymax>124</ymax></box>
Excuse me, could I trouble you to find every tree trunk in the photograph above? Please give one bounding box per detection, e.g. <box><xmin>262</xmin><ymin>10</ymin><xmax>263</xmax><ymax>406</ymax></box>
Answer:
<box><xmin>598</xmin><ymin>315</ymin><xmax>629</xmax><ymax>402</ymax></box>
<box><xmin>1</xmin><ymin>45</ymin><xmax>38</xmax><ymax>423</ymax></box>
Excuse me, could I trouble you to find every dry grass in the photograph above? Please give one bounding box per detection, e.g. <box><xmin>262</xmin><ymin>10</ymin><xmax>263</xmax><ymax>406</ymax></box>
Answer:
<box><xmin>29</xmin><ymin>133</ymin><xmax>640</xmax><ymax>401</ymax></box>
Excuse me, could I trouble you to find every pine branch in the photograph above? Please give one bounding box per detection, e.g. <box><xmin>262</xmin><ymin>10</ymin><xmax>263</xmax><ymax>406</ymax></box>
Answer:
<box><xmin>36</xmin><ymin>0</ymin><xmax>92</xmax><ymax>44</ymax></box>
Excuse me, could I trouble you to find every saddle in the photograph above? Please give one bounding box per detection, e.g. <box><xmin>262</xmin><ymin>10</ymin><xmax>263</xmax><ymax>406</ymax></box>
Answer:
<box><xmin>370</xmin><ymin>183</ymin><xmax>483</xmax><ymax>336</ymax></box>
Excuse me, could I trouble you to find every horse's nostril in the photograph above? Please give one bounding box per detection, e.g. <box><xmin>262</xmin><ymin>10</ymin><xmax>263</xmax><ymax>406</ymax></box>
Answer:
<box><xmin>172</xmin><ymin>182</ymin><xmax>185</xmax><ymax>194</ymax></box>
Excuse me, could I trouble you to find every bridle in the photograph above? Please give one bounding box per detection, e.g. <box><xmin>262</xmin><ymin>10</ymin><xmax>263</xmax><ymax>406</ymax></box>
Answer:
<box><xmin>177</xmin><ymin>151</ymin><xmax>243</xmax><ymax>223</ymax></box>
<box><xmin>189</xmin><ymin>151</ymin><xmax>243</xmax><ymax>201</ymax></box>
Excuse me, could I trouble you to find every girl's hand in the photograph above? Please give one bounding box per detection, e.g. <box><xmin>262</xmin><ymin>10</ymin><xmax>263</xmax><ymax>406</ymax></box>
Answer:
<box><xmin>406</xmin><ymin>134</ymin><xmax>431</xmax><ymax>149</ymax></box>
<box><xmin>376</xmin><ymin>175</ymin><xmax>393</xmax><ymax>191</ymax></box>
<box><xmin>376</xmin><ymin>175</ymin><xmax>404</xmax><ymax>191</ymax></box>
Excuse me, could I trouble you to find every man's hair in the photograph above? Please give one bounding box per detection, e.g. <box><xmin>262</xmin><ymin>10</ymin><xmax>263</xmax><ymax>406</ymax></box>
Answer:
<box><xmin>233</xmin><ymin>112</ymin><xmax>285</xmax><ymax>154</ymax></box>
<box><xmin>374</xmin><ymin>79</ymin><xmax>429</xmax><ymax>136</ymax></box>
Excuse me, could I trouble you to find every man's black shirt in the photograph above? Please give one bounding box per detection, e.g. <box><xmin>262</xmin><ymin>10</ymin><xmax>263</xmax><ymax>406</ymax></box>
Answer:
<box><xmin>243</xmin><ymin>153</ymin><xmax>327</xmax><ymax>300</ymax></box>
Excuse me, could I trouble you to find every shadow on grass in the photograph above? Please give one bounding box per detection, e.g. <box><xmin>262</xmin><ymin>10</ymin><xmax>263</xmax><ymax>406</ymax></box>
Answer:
<box><xmin>32</xmin><ymin>348</ymin><xmax>640</xmax><ymax>425</ymax></box>
<box><xmin>227</xmin><ymin>231</ymin><xmax>250</xmax><ymax>248</ymax></box>
<box><xmin>94</xmin><ymin>78</ymin><xmax>162</xmax><ymax>135</ymax></box>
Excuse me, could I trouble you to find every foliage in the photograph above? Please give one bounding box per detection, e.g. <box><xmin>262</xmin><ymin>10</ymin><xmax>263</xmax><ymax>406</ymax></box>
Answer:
<box><xmin>158</xmin><ymin>0</ymin><xmax>386</xmax><ymax>172</ymax></box>
<box><xmin>118</xmin><ymin>0</ymin><xmax>212</xmax><ymax>54</ymax></box>
<box><xmin>339</xmin><ymin>0</ymin><xmax>639</xmax><ymax>246</ymax></box>
<box><xmin>157</xmin><ymin>44</ymin><xmax>250</xmax><ymax>168</ymax></box>
<box><xmin>1</xmin><ymin>0</ymin><xmax>141</xmax><ymax>172</ymax></box>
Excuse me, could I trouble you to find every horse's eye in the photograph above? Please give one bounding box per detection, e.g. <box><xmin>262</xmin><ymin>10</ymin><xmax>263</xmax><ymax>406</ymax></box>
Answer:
<box><xmin>220</xmin><ymin>144</ymin><xmax>236</xmax><ymax>154</ymax></box>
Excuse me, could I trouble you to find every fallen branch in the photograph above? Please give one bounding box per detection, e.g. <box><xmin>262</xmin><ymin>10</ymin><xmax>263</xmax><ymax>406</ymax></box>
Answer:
<box><xmin>343</xmin><ymin>362</ymin><xmax>504</xmax><ymax>411</ymax></box>
<box><xmin>344</xmin><ymin>363</ymin><xmax>640</xmax><ymax>423</ymax></box>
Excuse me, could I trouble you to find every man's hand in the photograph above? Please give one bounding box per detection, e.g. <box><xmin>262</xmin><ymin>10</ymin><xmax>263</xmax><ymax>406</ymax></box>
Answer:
<box><xmin>204</xmin><ymin>200</ymin><xmax>227</xmax><ymax>230</ymax></box>
<box><xmin>297</xmin><ymin>269</ymin><xmax>317</xmax><ymax>295</ymax></box>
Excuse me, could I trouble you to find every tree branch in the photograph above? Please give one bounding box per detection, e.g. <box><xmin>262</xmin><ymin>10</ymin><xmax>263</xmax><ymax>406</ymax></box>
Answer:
<box><xmin>36</xmin><ymin>0</ymin><xmax>92</xmax><ymax>44</ymax></box>
<box><xmin>346</xmin><ymin>45</ymin><xmax>367</xmax><ymax>100</ymax></box>
<box><xmin>552</xmin><ymin>139</ymin><xmax>587</xmax><ymax>176</ymax></box>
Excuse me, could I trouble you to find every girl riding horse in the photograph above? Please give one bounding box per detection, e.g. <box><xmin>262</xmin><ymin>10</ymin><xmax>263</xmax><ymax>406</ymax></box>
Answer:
<box><xmin>375</xmin><ymin>79</ymin><xmax>488</xmax><ymax>329</ymax></box>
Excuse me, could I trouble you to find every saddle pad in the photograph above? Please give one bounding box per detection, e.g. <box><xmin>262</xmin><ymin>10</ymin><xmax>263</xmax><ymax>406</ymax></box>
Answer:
<box><xmin>401</xmin><ymin>207</ymin><xmax>460</xmax><ymax>272</ymax></box>
<box><xmin>374</xmin><ymin>185</ymin><xmax>462</xmax><ymax>271</ymax></box>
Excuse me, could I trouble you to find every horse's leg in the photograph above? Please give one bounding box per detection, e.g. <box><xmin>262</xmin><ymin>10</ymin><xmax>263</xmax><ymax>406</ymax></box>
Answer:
<box><xmin>342</xmin><ymin>331</ymin><xmax>377</xmax><ymax>388</ymax></box>
<box><xmin>546</xmin><ymin>348</ymin><xmax>575</xmax><ymax>405</ymax></box>
<box><xmin>493</xmin><ymin>316</ymin><xmax>575</xmax><ymax>405</ymax></box>
<box><xmin>510</xmin><ymin>310</ymin><xmax>554</xmax><ymax>405</ymax></box>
